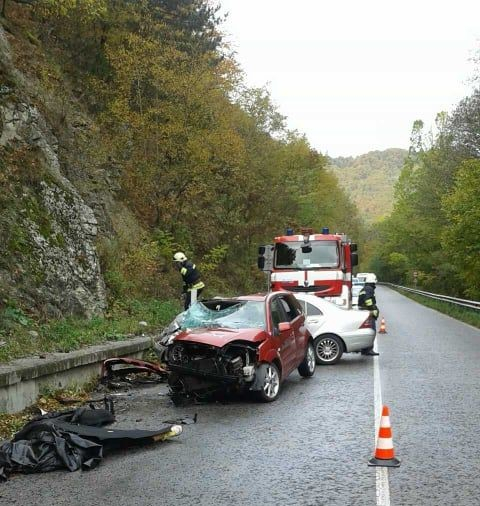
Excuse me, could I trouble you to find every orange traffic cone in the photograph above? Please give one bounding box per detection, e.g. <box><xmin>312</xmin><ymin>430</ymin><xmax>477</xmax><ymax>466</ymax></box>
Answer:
<box><xmin>378</xmin><ymin>318</ymin><xmax>387</xmax><ymax>334</ymax></box>
<box><xmin>368</xmin><ymin>405</ymin><xmax>401</xmax><ymax>467</ymax></box>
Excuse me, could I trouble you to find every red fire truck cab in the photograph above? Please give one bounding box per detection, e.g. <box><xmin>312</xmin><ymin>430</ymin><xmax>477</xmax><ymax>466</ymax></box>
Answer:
<box><xmin>258</xmin><ymin>227</ymin><xmax>358</xmax><ymax>307</ymax></box>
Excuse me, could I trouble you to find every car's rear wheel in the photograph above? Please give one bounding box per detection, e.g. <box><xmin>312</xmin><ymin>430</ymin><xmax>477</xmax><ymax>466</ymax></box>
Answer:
<box><xmin>298</xmin><ymin>342</ymin><xmax>316</xmax><ymax>377</ymax></box>
<box><xmin>314</xmin><ymin>334</ymin><xmax>343</xmax><ymax>365</ymax></box>
<box><xmin>255</xmin><ymin>363</ymin><xmax>281</xmax><ymax>402</ymax></box>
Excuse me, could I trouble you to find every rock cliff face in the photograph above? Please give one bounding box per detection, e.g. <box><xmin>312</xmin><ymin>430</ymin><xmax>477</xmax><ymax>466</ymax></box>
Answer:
<box><xmin>0</xmin><ymin>24</ymin><xmax>106</xmax><ymax>318</ymax></box>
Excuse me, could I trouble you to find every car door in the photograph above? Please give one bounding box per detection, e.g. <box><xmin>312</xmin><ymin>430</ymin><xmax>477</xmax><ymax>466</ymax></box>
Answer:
<box><xmin>280</xmin><ymin>294</ymin><xmax>309</xmax><ymax>365</ymax></box>
<box><xmin>280</xmin><ymin>295</ymin><xmax>308</xmax><ymax>369</ymax></box>
<box><xmin>302</xmin><ymin>300</ymin><xmax>326</xmax><ymax>337</ymax></box>
<box><xmin>269</xmin><ymin>297</ymin><xmax>297</xmax><ymax>376</ymax></box>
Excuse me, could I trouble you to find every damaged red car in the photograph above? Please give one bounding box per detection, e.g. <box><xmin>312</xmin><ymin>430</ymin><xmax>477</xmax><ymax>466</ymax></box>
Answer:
<box><xmin>163</xmin><ymin>291</ymin><xmax>316</xmax><ymax>402</ymax></box>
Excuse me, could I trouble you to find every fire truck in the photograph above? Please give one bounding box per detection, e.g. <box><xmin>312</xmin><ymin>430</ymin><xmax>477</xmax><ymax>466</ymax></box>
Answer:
<box><xmin>258</xmin><ymin>227</ymin><xmax>358</xmax><ymax>307</ymax></box>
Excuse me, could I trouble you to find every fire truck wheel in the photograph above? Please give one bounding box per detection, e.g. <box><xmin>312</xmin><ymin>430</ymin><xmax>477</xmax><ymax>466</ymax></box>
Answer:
<box><xmin>314</xmin><ymin>334</ymin><xmax>343</xmax><ymax>365</ymax></box>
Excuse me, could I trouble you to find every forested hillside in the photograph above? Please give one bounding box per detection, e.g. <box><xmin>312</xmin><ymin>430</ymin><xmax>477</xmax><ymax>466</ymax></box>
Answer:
<box><xmin>0</xmin><ymin>0</ymin><xmax>363</xmax><ymax>353</ymax></box>
<box><xmin>368</xmin><ymin>101</ymin><xmax>480</xmax><ymax>298</ymax></box>
<box><xmin>328</xmin><ymin>148</ymin><xmax>407</xmax><ymax>222</ymax></box>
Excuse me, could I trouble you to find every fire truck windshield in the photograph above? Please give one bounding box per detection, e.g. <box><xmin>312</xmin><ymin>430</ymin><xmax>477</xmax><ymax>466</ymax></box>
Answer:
<box><xmin>274</xmin><ymin>241</ymin><xmax>339</xmax><ymax>269</ymax></box>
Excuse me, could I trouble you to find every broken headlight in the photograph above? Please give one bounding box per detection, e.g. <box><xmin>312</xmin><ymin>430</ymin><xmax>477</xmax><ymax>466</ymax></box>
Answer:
<box><xmin>160</xmin><ymin>319</ymin><xmax>182</xmax><ymax>345</ymax></box>
<box><xmin>169</xmin><ymin>343</ymin><xmax>185</xmax><ymax>364</ymax></box>
<box><xmin>227</xmin><ymin>356</ymin><xmax>243</xmax><ymax>376</ymax></box>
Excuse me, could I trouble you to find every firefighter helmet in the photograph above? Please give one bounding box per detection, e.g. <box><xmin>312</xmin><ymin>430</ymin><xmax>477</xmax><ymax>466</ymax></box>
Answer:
<box><xmin>365</xmin><ymin>273</ymin><xmax>377</xmax><ymax>284</ymax></box>
<box><xmin>173</xmin><ymin>252</ymin><xmax>187</xmax><ymax>262</ymax></box>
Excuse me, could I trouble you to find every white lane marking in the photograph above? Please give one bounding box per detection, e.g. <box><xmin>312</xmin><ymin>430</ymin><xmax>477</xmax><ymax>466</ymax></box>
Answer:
<box><xmin>373</xmin><ymin>341</ymin><xmax>391</xmax><ymax>506</ymax></box>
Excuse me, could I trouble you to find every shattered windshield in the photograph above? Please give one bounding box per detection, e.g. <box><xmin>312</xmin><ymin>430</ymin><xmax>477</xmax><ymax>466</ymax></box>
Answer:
<box><xmin>182</xmin><ymin>301</ymin><xmax>266</xmax><ymax>330</ymax></box>
<box><xmin>274</xmin><ymin>240</ymin><xmax>339</xmax><ymax>269</ymax></box>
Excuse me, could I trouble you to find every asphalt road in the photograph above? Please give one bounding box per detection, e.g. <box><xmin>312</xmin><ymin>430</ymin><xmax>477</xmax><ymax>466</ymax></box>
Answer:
<box><xmin>1</xmin><ymin>286</ymin><xmax>479</xmax><ymax>506</ymax></box>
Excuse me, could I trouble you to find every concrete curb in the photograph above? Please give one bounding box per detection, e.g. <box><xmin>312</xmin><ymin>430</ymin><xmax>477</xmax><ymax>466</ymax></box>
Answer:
<box><xmin>0</xmin><ymin>335</ymin><xmax>153</xmax><ymax>413</ymax></box>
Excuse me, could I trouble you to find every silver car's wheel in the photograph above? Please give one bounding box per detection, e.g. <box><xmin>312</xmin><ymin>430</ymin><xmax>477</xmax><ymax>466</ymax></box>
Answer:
<box><xmin>314</xmin><ymin>334</ymin><xmax>343</xmax><ymax>365</ymax></box>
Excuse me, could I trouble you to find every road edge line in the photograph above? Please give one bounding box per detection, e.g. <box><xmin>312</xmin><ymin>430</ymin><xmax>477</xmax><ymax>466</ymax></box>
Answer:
<box><xmin>374</xmin><ymin>342</ymin><xmax>391</xmax><ymax>506</ymax></box>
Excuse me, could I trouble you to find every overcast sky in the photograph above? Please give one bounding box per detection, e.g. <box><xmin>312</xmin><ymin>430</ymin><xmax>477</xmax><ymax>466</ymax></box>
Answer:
<box><xmin>219</xmin><ymin>0</ymin><xmax>480</xmax><ymax>157</ymax></box>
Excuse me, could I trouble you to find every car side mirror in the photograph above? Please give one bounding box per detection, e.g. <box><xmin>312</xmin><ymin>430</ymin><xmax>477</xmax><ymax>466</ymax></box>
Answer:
<box><xmin>278</xmin><ymin>322</ymin><xmax>291</xmax><ymax>332</ymax></box>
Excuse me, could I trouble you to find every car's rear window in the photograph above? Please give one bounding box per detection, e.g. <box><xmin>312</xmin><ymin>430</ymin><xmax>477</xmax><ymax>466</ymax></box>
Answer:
<box><xmin>298</xmin><ymin>300</ymin><xmax>323</xmax><ymax>316</ymax></box>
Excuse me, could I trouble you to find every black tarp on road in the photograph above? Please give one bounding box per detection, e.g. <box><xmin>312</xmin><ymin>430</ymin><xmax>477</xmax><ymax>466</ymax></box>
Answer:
<box><xmin>0</xmin><ymin>407</ymin><xmax>177</xmax><ymax>481</ymax></box>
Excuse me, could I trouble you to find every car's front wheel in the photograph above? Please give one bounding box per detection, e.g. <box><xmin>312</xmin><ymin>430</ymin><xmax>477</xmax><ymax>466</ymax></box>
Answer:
<box><xmin>314</xmin><ymin>334</ymin><xmax>343</xmax><ymax>365</ymax></box>
<box><xmin>255</xmin><ymin>363</ymin><xmax>281</xmax><ymax>402</ymax></box>
<box><xmin>298</xmin><ymin>342</ymin><xmax>316</xmax><ymax>377</ymax></box>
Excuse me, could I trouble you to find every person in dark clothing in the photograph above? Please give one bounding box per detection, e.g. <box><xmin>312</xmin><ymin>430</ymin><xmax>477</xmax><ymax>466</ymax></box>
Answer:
<box><xmin>173</xmin><ymin>252</ymin><xmax>205</xmax><ymax>310</ymax></box>
<box><xmin>358</xmin><ymin>273</ymin><xmax>380</xmax><ymax>356</ymax></box>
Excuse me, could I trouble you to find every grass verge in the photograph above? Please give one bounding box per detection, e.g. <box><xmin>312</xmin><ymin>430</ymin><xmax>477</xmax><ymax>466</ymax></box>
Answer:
<box><xmin>0</xmin><ymin>383</ymin><xmax>96</xmax><ymax>440</ymax></box>
<box><xmin>394</xmin><ymin>289</ymin><xmax>480</xmax><ymax>329</ymax></box>
<box><xmin>0</xmin><ymin>298</ymin><xmax>180</xmax><ymax>363</ymax></box>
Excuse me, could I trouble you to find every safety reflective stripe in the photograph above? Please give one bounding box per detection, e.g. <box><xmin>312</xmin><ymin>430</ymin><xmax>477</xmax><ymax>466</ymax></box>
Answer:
<box><xmin>180</xmin><ymin>267</ymin><xmax>187</xmax><ymax>275</ymax></box>
<box><xmin>187</xmin><ymin>281</ymin><xmax>205</xmax><ymax>291</ymax></box>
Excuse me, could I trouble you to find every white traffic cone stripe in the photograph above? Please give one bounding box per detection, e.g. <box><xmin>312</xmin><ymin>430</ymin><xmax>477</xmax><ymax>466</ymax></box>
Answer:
<box><xmin>377</xmin><ymin>437</ymin><xmax>394</xmax><ymax>450</ymax></box>
<box><xmin>380</xmin><ymin>415</ymin><xmax>391</xmax><ymax>427</ymax></box>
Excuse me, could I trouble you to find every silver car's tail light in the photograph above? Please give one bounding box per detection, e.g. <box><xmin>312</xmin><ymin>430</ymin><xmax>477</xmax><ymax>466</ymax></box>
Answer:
<box><xmin>359</xmin><ymin>316</ymin><xmax>373</xmax><ymax>329</ymax></box>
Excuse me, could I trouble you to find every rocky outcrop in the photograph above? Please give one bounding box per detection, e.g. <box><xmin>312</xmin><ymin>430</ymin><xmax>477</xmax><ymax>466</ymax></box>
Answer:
<box><xmin>0</xmin><ymin>25</ymin><xmax>106</xmax><ymax>318</ymax></box>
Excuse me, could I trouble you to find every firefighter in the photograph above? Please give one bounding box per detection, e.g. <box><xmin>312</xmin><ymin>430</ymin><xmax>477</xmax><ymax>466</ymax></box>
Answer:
<box><xmin>358</xmin><ymin>273</ymin><xmax>380</xmax><ymax>356</ymax></box>
<box><xmin>173</xmin><ymin>252</ymin><xmax>205</xmax><ymax>310</ymax></box>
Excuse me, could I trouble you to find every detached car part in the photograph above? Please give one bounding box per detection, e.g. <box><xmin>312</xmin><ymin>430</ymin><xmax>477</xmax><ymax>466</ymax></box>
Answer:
<box><xmin>100</xmin><ymin>357</ymin><xmax>167</xmax><ymax>387</ymax></box>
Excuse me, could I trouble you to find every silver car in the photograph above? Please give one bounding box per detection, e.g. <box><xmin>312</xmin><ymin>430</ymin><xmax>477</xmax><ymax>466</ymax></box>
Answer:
<box><xmin>351</xmin><ymin>277</ymin><xmax>365</xmax><ymax>307</ymax></box>
<box><xmin>294</xmin><ymin>293</ymin><xmax>376</xmax><ymax>364</ymax></box>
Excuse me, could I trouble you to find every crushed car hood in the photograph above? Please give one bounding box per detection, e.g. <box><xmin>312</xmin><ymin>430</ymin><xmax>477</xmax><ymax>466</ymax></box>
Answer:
<box><xmin>174</xmin><ymin>327</ymin><xmax>268</xmax><ymax>347</ymax></box>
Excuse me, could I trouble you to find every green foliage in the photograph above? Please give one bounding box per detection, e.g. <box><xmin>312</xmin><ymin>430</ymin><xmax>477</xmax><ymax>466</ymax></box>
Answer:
<box><xmin>442</xmin><ymin>160</ymin><xmax>480</xmax><ymax>298</ymax></box>
<box><xmin>1</xmin><ymin>305</ymin><xmax>33</xmax><ymax>332</ymax></box>
<box><xmin>0</xmin><ymin>298</ymin><xmax>180</xmax><ymax>362</ymax></box>
<box><xmin>201</xmin><ymin>244</ymin><xmax>229</xmax><ymax>274</ymax></box>
<box><xmin>328</xmin><ymin>148</ymin><xmax>407</xmax><ymax>223</ymax></box>
<box><xmin>40</xmin><ymin>0</ymin><xmax>107</xmax><ymax>19</ymax></box>
<box><xmin>370</xmin><ymin>85</ymin><xmax>480</xmax><ymax>298</ymax></box>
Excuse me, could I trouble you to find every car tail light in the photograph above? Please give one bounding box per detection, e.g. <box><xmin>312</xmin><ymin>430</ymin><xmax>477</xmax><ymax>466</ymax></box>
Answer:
<box><xmin>359</xmin><ymin>316</ymin><xmax>373</xmax><ymax>329</ymax></box>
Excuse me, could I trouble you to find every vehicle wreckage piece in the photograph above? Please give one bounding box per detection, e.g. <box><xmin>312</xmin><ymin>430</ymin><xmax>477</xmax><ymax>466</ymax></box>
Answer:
<box><xmin>100</xmin><ymin>357</ymin><xmax>167</xmax><ymax>387</ymax></box>
<box><xmin>0</xmin><ymin>407</ymin><xmax>182</xmax><ymax>481</ymax></box>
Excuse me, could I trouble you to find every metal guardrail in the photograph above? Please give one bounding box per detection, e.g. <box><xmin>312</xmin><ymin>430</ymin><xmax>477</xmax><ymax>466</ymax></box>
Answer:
<box><xmin>380</xmin><ymin>283</ymin><xmax>480</xmax><ymax>311</ymax></box>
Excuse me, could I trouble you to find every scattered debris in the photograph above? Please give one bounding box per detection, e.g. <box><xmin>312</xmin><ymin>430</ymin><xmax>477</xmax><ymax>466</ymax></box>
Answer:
<box><xmin>100</xmin><ymin>357</ymin><xmax>167</xmax><ymax>388</ymax></box>
<box><xmin>162</xmin><ymin>414</ymin><xmax>198</xmax><ymax>425</ymax></box>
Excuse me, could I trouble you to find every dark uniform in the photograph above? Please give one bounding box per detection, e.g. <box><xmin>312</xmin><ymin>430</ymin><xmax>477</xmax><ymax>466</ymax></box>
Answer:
<box><xmin>358</xmin><ymin>283</ymin><xmax>379</xmax><ymax>356</ymax></box>
<box><xmin>178</xmin><ymin>260</ymin><xmax>205</xmax><ymax>310</ymax></box>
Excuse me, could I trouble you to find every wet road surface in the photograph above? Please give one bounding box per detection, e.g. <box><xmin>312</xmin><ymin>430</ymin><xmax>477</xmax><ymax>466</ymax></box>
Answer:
<box><xmin>1</xmin><ymin>286</ymin><xmax>479</xmax><ymax>505</ymax></box>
